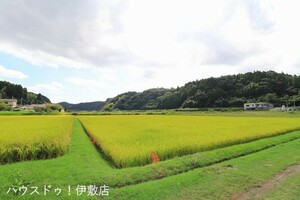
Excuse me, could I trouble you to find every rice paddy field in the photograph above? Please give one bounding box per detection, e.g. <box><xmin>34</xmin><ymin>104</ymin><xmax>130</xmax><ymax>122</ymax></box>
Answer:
<box><xmin>79</xmin><ymin>115</ymin><xmax>300</xmax><ymax>167</ymax></box>
<box><xmin>1</xmin><ymin>112</ymin><xmax>300</xmax><ymax>199</ymax></box>
<box><xmin>0</xmin><ymin>116</ymin><xmax>73</xmax><ymax>164</ymax></box>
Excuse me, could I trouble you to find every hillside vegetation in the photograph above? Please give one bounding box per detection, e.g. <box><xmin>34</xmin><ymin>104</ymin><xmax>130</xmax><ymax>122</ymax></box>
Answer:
<box><xmin>0</xmin><ymin>81</ymin><xmax>51</xmax><ymax>104</ymax></box>
<box><xmin>102</xmin><ymin>71</ymin><xmax>300</xmax><ymax>110</ymax></box>
<box><xmin>59</xmin><ymin>101</ymin><xmax>104</xmax><ymax>111</ymax></box>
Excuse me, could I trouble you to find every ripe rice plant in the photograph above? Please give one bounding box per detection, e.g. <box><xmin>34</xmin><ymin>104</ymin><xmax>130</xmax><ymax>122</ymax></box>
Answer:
<box><xmin>79</xmin><ymin>115</ymin><xmax>300</xmax><ymax>168</ymax></box>
<box><xmin>0</xmin><ymin>116</ymin><xmax>73</xmax><ymax>164</ymax></box>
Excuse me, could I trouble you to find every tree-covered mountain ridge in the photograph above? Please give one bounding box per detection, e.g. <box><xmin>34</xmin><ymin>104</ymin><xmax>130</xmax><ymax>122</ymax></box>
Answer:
<box><xmin>102</xmin><ymin>71</ymin><xmax>300</xmax><ymax>111</ymax></box>
<box><xmin>59</xmin><ymin>101</ymin><xmax>104</xmax><ymax>111</ymax></box>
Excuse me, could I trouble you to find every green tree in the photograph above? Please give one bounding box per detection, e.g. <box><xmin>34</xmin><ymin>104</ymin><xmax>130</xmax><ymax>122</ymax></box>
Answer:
<box><xmin>37</xmin><ymin>93</ymin><xmax>43</xmax><ymax>104</ymax></box>
<box><xmin>0</xmin><ymin>102</ymin><xmax>10</xmax><ymax>111</ymax></box>
<box><xmin>265</xmin><ymin>93</ymin><xmax>279</xmax><ymax>105</ymax></box>
<box><xmin>46</xmin><ymin>104</ymin><xmax>64</xmax><ymax>112</ymax></box>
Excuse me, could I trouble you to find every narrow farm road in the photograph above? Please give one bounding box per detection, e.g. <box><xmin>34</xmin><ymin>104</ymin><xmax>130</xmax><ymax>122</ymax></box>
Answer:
<box><xmin>232</xmin><ymin>163</ymin><xmax>300</xmax><ymax>200</ymax></box>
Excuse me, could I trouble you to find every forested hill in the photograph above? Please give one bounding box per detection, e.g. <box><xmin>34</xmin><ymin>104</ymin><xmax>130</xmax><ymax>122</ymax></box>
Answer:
<box><xmin>59</xmin><ymin>101</ymin><xmax>104</xmax><ymax>111</ymax></box>
<box><xmin>0</xmin><ymin>81</ymin><xmax>51</xmax><ymax>104</ymax></box>
<box><xmin>102</xmin><ymin>71</ymin><xmax>300</xmax><ymax>111</ymax></box>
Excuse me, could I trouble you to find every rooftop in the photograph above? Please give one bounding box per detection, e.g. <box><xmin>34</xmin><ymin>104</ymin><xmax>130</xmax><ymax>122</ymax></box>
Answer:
<box><xmin>0</xmin><ymin>99</ymin><xmax>18</xmax><ymax>102</ymax></box>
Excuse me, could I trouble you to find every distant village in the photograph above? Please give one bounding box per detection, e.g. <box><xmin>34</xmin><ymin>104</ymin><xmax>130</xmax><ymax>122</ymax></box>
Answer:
<box><xmin>243</xmin><ymin>102</ymin><xmax>297</xmax><ymax>111</ymax></box>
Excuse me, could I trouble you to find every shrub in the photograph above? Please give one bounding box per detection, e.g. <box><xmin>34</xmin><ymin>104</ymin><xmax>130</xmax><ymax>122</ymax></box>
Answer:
<box><xmin>0</xmin><ymin>102</ymin><xmax>11</xmax><ymax>111</ymax></box>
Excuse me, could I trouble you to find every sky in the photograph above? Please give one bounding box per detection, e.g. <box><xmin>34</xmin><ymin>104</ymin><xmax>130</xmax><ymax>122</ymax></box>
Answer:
<box><xmin>0</xmin><ymin>0</ymin><xmax>300</xmax><ymax>103</ymax></box>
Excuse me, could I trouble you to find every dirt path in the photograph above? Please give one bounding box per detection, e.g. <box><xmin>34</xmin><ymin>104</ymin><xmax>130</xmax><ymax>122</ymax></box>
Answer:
<box><xmin>232</xmin><ymin>163</ymin><xmax>300</xmax><ymax>200</ymax></box>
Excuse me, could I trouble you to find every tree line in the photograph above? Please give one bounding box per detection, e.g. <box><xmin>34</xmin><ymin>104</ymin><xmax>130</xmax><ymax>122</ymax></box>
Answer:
<box><xmin>0</xmin><ymin>81</ymin><xmax>51</xmax><ymax>105</ymax></box>
<box><xmin>102</xmin><ymin>71</ymin><xmax>300</xmax><ymax>111</ymax></box>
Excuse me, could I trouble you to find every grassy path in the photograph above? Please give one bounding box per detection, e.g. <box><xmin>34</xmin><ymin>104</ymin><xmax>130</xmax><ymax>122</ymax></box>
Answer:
<box><xmin>261</xmin><ymin>167</ymin><xmax>300</xmax><ymax>199</ymax></box>
<box><xmin>233</xmin><ymin>163</ymin><xmax>300</xmax><ymax>199</ymax></box>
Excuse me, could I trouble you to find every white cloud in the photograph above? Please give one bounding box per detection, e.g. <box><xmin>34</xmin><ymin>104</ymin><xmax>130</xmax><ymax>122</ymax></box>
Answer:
<box><xmin>65</xmin><ymin>77</ymin><xmax>100</xmax><ymax>86</ymax></box>
<box><xmin>0</xmin><ymin>64</ymin><xmax>28</xmax><ymax>79</ymax></box>
<box><xmin>66</xmin><ymin>77</ymin><xmax>114</xmax><ymax>88</ymax></box>
<box><xmin>2</xmin><ymin>0</ymin><xmax>300</xmax><ymax>103</ymax></box>
<box><xmin>29</xmin><ymin>82</ymin><xmax>64</xmax><ymax>93</ymax></box>
<box><xmin>28</xmin><ymin>82</ymin><xmax>65</xmax><ymax>103</ymax></box>
<box><xmin>1</xmin><ymin>0</ymin><xmax>300</xmax><ymax>73</ymax></box>
<box><xmin>0</xmin><ymin>0</ymin><xmax>131</xmax><ymax>69</ymax></box>
<box><xmin>0</xmin><ymin>43</ymin><xmax>87</xmax><ymax>69</ymax></box>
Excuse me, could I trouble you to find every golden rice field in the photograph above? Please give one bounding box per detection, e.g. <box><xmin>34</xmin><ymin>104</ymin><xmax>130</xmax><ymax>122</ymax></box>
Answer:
<box><xmin>79</xmin><ymin>115</ymin><xmax>300</xmax><ymax>168</ymax></box>
<box><xmin>0</xmin><ymin>116</ymin><xmax>73</xmax><ymax>164</ymax></box>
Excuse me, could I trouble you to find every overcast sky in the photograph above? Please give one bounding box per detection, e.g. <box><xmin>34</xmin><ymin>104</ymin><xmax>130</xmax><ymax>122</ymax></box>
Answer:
<box><xmin>0</xmin><ymin>0</ymin><xmax>299</xmax><ymax>103</ymax></box>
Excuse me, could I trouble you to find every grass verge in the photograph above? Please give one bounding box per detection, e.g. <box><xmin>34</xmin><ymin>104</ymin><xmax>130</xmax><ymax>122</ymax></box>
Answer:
<box><xmin>262</xmin><ymin>170</ymin><xmax>300</xmax><ymax>199</ymax></box>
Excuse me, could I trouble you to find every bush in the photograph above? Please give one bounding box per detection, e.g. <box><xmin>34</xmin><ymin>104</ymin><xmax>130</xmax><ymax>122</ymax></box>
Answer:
<box><xmin>33</xmin><ymin>106</ymin><xmax>47</xmax><ymax>112</ymax></box>
<box><xmin>33</xmin><ymin>104</ymin><xmax>64</xmax><ymax>113</ymax></box>
<box><xmin>46</xmin><ymin>103</ymin><xmax>64</xmax><ymax>112</ymax></box>
<box><xmin>0</xmin><ymin>102</ymin><xmax>11</xmax><ymax>111</ymax></box>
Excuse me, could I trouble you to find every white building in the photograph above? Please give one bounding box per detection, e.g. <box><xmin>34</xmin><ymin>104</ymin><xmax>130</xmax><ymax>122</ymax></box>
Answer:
<box><xmin>0</xmin><ymin>99</ymin><xmax>18</xmax><ymax>108</ymax></box>
<box><xmin>244</xmin><ymin>102</ymin><xmax>273</xmax><ymax>110</ymax></box>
